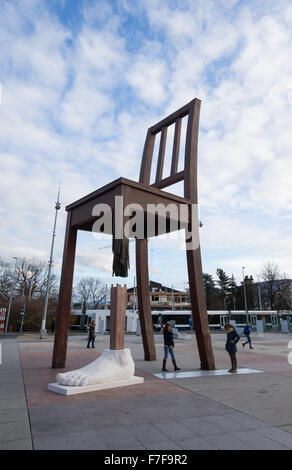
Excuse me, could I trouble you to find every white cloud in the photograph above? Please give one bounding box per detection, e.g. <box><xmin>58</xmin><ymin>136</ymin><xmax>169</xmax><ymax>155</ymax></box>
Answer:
<box><xmin>1</xmin><ymin>0</ymin><xmax>292</xmax><ymax>286</ymax></box>
<box><xmin>126</xmin><ymin>58</ymin><xmax>168</xmax><ymax>105</ymax></box>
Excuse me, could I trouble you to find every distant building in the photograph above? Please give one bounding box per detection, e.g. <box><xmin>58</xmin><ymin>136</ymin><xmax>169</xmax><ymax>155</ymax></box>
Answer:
<box><xmin>127</xmin><ymin>280</ymin><xmax>190</xmax><ymax>311</ymax></box>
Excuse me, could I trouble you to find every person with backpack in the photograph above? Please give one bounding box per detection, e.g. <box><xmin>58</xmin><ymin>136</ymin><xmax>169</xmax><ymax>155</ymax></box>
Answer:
<box><xmin>162</xmin><ymin>322</ymin><xmax>181</xmax><ymax>372</ymax></box>
<box><xmin>242</xmin><ymin>322</ymin><xmax>254</xmax><ymax>349</ymax></box>
<box><xmin>224</xmin><ymin>323</ymin><xmax>240</xmax><ymax>373</ymax></box>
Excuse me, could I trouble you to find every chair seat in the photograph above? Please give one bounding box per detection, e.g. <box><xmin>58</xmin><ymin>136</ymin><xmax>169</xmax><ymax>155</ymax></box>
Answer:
<box><xmin>67</xmin><ymin>177</ymin><xmax>191</xmax><ymax>236</ymax></box>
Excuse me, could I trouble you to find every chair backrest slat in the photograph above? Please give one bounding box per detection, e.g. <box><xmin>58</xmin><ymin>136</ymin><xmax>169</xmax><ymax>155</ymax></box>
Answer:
<box><xmin>152</xmin><ymin>170</ymin><xmax>184</xmax><ymax>190</ymax></box>
<box><xmin>139</xmin><ymin>129</ymin><xmax>156</xmax><ymax>185</ymax></box>
<box><xmin>139</xmin><ymin>98</ymin><xmax>201</xmax><ymax>203</ymax></box>
<box><xmin>170</xmin><ymin>117</ymin><xmax>182</xmax><ymax>177</ymax></box>
<box><xmin>155</xmin><ymin>127</ymin><xmax>167</xmax><ymax>183</ymax></box>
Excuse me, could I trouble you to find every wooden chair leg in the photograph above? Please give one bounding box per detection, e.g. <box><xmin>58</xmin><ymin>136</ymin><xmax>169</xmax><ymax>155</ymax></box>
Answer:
<box><xmin>136</xmin><ymin>239</ymin><xmax>156</xmax><ymax>361</ymax></box>
<box><xmin>186</xmin><ymin>245</ymin><xmax>216</xmax><ymax>370</ymax></box>
<box><xmin>52</xmin><ymin>212</ymin><xmax>77</xmax><ymax>369</ymax></box>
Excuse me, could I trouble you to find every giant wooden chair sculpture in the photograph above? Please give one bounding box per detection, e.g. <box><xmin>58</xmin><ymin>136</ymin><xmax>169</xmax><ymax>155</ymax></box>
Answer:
<box><xmin>52</xmin><ymin>98</ymin><xmax>215</xmax><ymax>370</ymax></box>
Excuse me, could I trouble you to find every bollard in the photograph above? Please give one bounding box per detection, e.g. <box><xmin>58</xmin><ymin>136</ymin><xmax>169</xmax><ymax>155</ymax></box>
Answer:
<box><xmin>110</xmin><ymin>284</ymin><xmax>127</xmax><ymax>350</ymax></box>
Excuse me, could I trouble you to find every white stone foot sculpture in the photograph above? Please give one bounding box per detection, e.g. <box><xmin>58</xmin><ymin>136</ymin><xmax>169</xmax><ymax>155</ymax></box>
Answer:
<box><xmin>56</xmin><ymin>349</ymin><xmax>135</xmax><ymax>387</ymax></box>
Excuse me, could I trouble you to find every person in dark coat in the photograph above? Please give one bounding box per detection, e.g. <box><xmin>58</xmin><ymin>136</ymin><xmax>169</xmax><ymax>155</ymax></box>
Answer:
<box><xmin>87</xmin><ymin>320</ymin><xmax>96</xmax><ymax>348</ymax></box>
<box><xmin>224</xmin><ymin>323</ymin><xmax>240</xmax><ymax>373</ymax></box>
<box><xmin>242</xmin><ymin>322</ymin><xmax>254</xmax><ymax>349</ymax></box>
<box><xmin>51</xmin><ymin>318</ymin><xmax>55</xmax><ymax>334</ymax></box>
<box><xmin>162</xmin><ymin>322</ymin><xmax>181</xmax><ymax>372</ymax></box>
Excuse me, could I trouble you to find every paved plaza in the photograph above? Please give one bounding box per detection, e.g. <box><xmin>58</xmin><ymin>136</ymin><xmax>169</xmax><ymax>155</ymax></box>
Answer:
<box><xmin>1</xmin><ymin>331</ymin><xmax>292</xmax><ymax>450</ymax></box>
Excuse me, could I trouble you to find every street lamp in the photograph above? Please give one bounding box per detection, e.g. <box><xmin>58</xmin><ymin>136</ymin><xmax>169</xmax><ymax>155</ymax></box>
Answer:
<box><xmin>242</xmin><ymin>266</ymin><xmax>249</xmax><ymax>322</ymax></box>
<box><xmin>104</xmin><ymin>284</ymin><xmax>108</xmax><ymax>310</ymax></box>
<box><xmin>40</xmin><ymin>186</ymin><xmax>61</xmax><ymax>339</ymax></box>
<box><xmin>5</xmin><ymin>256</ymin><xmax>18</xmax><ymax>333</ymax></box>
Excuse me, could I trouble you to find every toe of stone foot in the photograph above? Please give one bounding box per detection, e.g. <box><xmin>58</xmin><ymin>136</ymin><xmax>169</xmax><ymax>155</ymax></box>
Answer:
<box><xmin>57</xmin><ymin>372</ymin><xmax>89</xmax><ymax>387</ymax></box>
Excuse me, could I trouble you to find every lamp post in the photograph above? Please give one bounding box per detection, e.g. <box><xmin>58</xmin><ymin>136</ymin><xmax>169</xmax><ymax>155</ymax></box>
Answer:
<box><xmin>19</xmin><ymin>285</ymin><xmax>26</xmax><ymax>335</ymax></box>
<box><xmin>104</xmin><ymin>284</ymin><xmax>107</xmax><ymax>310</ymax></box>
<box><xmin>258</xmin><ymin>280</ymin><xmax>263</xmax><ymax>310</ymax></box>
<box><xmin>5</xmin><ymin>256</ymin><xmax>18</xmax><ymax>333</ymax></box>
<box><xmin>242</xmin><ymin>266</ymin><xmax>249</xmax><ymax>322</ymax></box>
<box><xmin>40</xmin><ymin>187</ymin><xmax>61</xmax><ymax>339</ymax></box>
<box><xmin>133</xmin><ymin>276</ymin><xmax>136</xmax><ymax>312</ymax></box>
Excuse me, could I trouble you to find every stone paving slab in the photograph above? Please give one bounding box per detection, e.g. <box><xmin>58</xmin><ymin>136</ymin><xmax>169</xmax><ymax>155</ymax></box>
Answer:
<box><xmin>177</xmin><ymin>436</ymin><xmax>217</xmax><ymax>450</ymax></box>
<box><xmin>230</xmin><ymin>430</ymin><xmax>289</xmax><ymax>450</ymax></box>
<box><xmin>0</xmin><ymin>438</ymin><xmax>33</xmax><ymax>450</ymax></box>
<box><xmin>0</xmin><ymin>339</ymin><xmax>33</xmax><ymax>449</ymax></box>
<box><xmin>203</xmin><ymin>432</ymin><xmax>251</xmax><ymax>450</ymax></box>
<box><xmin>0</xmin><ymin>420</ymin><xmax>31</xmax><ymax>442</ymax></box>
<box><xmin>256</xmin><ymin>426</ymin><xmax>292</xmax><ymax>448</ymax></box>
<box><xmin>245</xmin><ymin>407</ymin><xmax>292</xmax><ymax>428</ymax></box>
<box><xmin>0</xmin><ymin>406</ymin><xmax>30</xmax><ymax>424</ymax></box>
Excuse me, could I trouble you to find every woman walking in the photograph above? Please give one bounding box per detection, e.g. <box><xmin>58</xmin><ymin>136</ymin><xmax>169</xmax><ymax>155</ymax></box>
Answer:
<box><xmin>87</xmin><ymin>320</ymin><xmax>96</xmax><ymax>349</ymax></box>
<box><xmin>162</xmin><ymin>322</ymin><xmax>181</xmax><ymax>372</ymax></box>
<box><xmin>224</xmin><ymin>323</ymin><xmax>240</xmax><ymax>373</ymax></box>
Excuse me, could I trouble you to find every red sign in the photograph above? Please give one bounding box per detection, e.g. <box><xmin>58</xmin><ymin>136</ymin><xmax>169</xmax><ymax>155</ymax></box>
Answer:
<box><xmin>0</xmin><ymin>308</ymin><xmax>7</xmax><ymax>333</ymax></box>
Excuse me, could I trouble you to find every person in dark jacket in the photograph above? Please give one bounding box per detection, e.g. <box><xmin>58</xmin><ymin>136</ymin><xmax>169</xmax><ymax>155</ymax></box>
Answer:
<box><xmin>162</xmin><ymin>323</ymin><xmax>181</xmax><ymax>372</ymax></box>
<box><xmin>50</xmin><ymin>317</ymin><xmax>55</xmax><ymax>334</ymax></box>
<box><xmin>242</xmin><ymin>322</ymin><xmax>254</xmax><ymax>349</ymax></box>
<box><xmin>87</xmin><ymin>320</ymin><xmax>96</xmax><ymax>348</ymax></box>
<box><xmin>224</xmin><ymin>323</ymin><xmax>240</xmax><ymax>373</ymax></box>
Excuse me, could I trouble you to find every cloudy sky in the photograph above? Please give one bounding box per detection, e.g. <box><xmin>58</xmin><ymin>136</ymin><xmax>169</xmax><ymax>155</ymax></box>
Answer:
<box><xmin>1</xmin><ymin>0</ymin><xmax>292</xmax><ymax>291</ymax></box>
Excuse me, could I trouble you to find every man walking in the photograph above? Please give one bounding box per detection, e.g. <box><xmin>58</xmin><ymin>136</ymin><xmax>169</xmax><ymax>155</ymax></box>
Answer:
<box><xmin>242</xmin><ymin>322</ymin><xmax>254</xmax><ymax>349</ymax></box>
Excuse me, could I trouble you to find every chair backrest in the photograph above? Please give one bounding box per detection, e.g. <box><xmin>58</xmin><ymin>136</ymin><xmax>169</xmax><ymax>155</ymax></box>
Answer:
<box><xmin>139</xmin><ymin>98</ymin><xmax>201</xmax><ymax>203</ymax></box>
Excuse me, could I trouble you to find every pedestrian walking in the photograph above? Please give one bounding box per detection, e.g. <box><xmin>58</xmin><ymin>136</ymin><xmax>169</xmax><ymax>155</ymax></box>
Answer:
<box><xmin>242</xmin><ymin>322</ymin><xmax>254</xmax><ymax>349</ymax></box>
<box><xmin>224</xmin><ymin>323</ymin><xmax>240</xmax><ymax>373</ymax></box>
<box><xmin>162</xmin><ymin>322</ymin><xmax>181</xmax><ymax>372</ymax></box>
<box><xmin>87</xmin><ymin>320</ymin><xmax>96</xmax><ymax>348</ymax></box>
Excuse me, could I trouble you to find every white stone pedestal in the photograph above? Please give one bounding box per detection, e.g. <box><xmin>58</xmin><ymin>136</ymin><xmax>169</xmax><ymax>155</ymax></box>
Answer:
<box><xmin>48</xmin><ymin>376</ymin><xmax>144</xmax><ymax>395</ymax></box>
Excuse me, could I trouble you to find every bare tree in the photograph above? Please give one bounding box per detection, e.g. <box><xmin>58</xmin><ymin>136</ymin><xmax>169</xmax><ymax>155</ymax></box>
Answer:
<box><xmin>0</xmin><ymin>257</ymin><xmax>12</xmax><ymax>300</ymax></box>
<box><xmin>89</xmin><ymin>279</ymin><xmax>106</xmax><ymax>308</ymax></box>
<box><xmin>274</xmin><ymin>273</ymin><xmax>292</xmax><ymax>310</ymax></box>
<box><xmin>0</xmin><ymin>256</ymin><xmax>59</xmax><ymax>332</ymax></box>
<box><xmin>14</xmin><ymin>257</ymin><xmax>57</xmax><ymax>299</ymax></box>
<box><xmin>259</xmin><ymin>262</ymin><xmax>288</xmax><ymax>310</ymax></box>
<box><xmin>75</xmin><ymin>277</ymin><xmax>106</xmax><ymax>309</ymax></box>
<box><xmin>74</xmin><ymin>277</ymin><xmax>105</xmax><ymax>330</ymax></box>
<box><xmin>15</xmin><ymin>257</ymin><xmax>45</xmax><ymax>297</ymax></box>
<box><xmin>75</xmin><ymin>278</ymin><xmax>92</xmax><ymax>310</ymax></box>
